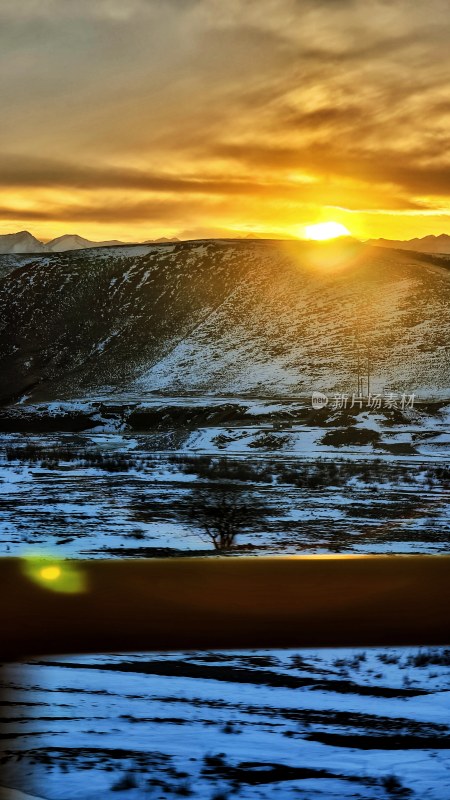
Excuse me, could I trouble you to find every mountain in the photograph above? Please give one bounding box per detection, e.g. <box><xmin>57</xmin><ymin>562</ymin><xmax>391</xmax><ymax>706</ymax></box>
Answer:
<box><xmin>0</xmin><ymin>230</ymin><xmax>124</xmax><ymax>254</ymax></box>
<box><xmin>370</xmin><ymin>233</ymin><xmax>450</xmax><ymax>254</ymax></box>
<box><xmin>0</xmin><ymin>230</ymin><xmax>47</xmax><ymax>254</ymax></box>
<box><xmin>1</xmin><ymin>238</ymin><xmax>450</xmax><ymax>403</ymax></box>
<box><xmin>144</xmin><ymin>237</ymin><xmax>180</xmax><ymax>244</ymax></box>
<box><xmin>46</xmin><ymin>234</ymin><xmax>124</xmax><ymax>251</ymax></box>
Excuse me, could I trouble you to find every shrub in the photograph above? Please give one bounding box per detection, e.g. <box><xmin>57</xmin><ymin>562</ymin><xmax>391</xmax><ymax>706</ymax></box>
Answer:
<box><xmin>111</xmin><ymin>771</ymin><xmax>138</xmax><ymax>791</ymax></box>
<box><xmin>321</xmin><ymin>427</ymin><xmax>380</xmax><ymax>447</ymax></box>
<box><xmin>406</xmin><ymin>648</ymin><xmax>450</xmax><ymax>667</ymax></box>
<box><xmin>380</xmin><ymin>774</ymin><xmax>411</xmax><ymax>796</ymax></box>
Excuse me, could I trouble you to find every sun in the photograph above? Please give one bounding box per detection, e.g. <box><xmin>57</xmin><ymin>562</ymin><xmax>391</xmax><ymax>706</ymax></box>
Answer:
<box><xmin>304</xmin><ymin>222</ymin><xmax>351</xmax><ymax>241</ymax></box>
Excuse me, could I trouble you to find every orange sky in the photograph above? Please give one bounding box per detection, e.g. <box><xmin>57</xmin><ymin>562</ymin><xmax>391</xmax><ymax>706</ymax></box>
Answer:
<box><xmin>1</xmin><ymin>0</ymin><xmax>450</xmax><ymax>242</ymax></box>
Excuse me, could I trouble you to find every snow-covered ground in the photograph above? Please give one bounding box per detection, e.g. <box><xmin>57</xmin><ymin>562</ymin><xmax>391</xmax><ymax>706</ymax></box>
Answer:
<box><xmin>1</xmin><ymin>431</ymin><xmax>450</xmax><ymax>558</ymax></box>
<box><xmin>1</xmin><ymin>418</ymin><xmax>449</xmax><ymax>799</ymax></box>
<box><xmin>1</xmin><ymin>648</ymin><xmax>450</xmax><ymax>800</ymax></box>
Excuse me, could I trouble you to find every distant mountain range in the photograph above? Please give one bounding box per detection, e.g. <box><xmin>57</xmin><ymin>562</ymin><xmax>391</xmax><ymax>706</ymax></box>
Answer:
<box><xmin>369</xmin><ymin>233</ymin><xmax>450</xmax><ymax>254</ymax></box>
<box><xmin>1</xmin><ymin>237</ymin><xmax>450</xmax><ymax>403</ymax></box>
<box><xmin>1</xmin><ymin>229</ymin><xmax>450</xmax><ymax>255</ymax></box>
<box><xmin>0</xmin><ymin>230</ymin><xmax>182</xmax><ymax>254</ymax></box>
<box><xmin>0</xmin><ymin>230</ymin><xmax>123</xmax><ymax>254</ymax></box>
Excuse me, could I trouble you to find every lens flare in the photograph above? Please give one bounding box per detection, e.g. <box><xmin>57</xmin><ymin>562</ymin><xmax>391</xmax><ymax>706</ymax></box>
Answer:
<box><xmin>21</xmin><ymin>555</ymin><xmax>87</xmax><ymax>594</ymax></box>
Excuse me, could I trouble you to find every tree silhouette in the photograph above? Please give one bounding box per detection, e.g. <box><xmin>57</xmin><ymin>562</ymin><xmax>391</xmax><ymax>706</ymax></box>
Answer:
<box><xmin>183</xmin><ymin>484</ymin><xmax>269</xmax><ymax>551</ymax></box>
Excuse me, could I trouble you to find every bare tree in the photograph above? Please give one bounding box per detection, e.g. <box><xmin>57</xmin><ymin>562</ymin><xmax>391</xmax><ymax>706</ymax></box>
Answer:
<box><xmin>183</xmin><ymin>484</ymin><xmax>268</xmax><ymax>551</ymax></box>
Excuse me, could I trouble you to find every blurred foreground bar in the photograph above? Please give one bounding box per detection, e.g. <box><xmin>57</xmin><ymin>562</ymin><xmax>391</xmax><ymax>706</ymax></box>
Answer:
<box><xmin>0</xmin><ymin>789</ymin><xmax>44</xmax><ymax>800</ymax></box>
<box><xmin>1</xmin><ymin>555</ymin><xmax>449</xmax><ymax>660</ymax></box>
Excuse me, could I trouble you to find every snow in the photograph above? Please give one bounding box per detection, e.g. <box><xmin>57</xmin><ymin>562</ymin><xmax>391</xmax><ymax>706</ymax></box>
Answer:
<box><xmin>2</xmin><ymin>240</ymin><xmax>450</xmax><ymax>796</ymax></box>
<box><xmin>2</xmin><ymin>424</ymin><xmax>450</xmax><ymax>560</ymax></box>
<box><xmin>2</xmin><ymin>647</ymin><xmax>449</xmax><ymax>799</ymax></box>
<box><xmin>1</xmin><ymin>428</ymin><xmax>450</xmax><ymax>798</ymax></box>
<box><xmin>354</xmin><ymin>411</ymin><xmax>384</xmax><ymax>432</ymax></box>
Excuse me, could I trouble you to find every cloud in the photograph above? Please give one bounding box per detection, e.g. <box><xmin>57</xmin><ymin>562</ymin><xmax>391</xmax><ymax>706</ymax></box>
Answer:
<box><xmin>213</xmin><ymin>140</ymin><xmax>450</xmax><ymax>200</ymax></box>
<box><xmin>0</xmin><ymin>149</ymin><xmax>430</xmax><ymax>218</ymax></box>
<box><xmin>0</xmin><ymin>197</ymin><xmax>200</xmax><ymax>224</ymax></box>
<box><xmin>0</xmin><ymin>0</ymin><xmax>449</xmax><ymax>238</ymax></box>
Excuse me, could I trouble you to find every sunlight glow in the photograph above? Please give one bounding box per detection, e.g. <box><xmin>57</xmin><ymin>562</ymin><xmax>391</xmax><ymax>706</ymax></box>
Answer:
<box><xmin>39</xmin><ymin>565</ymin><xmax>62</xmax><ymax>581</ymax></box>
<box><xmin>304</xmin><ymin>222</ymin><xmax>351</xmax><ymax>241</ymax></box>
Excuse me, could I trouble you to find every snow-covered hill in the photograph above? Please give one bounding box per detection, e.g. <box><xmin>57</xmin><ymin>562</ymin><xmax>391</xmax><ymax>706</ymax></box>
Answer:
<box><xmin>0</xmin><ymin>230</ymin><xmax>124</xmax><ymax>254</ymax></box>
<box><xmin>0</xmin><ymin>230</ymin><xmax>48</xmax><ymax>254</ymax></box>
<box><xmin>1</xmin><ymin>238</ymin><xmax>450</xmax><ymax>403</ymax></box>
<box><xmin>46</xmin><ymin>233</ymin><xmax>123</xmax><ymax>251</ymax></box>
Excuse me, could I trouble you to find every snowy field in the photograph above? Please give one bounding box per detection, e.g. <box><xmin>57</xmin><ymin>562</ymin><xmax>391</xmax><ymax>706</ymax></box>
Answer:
<box><xmin>1</xmin><ymin>414</ymin><xmax>450</xmax><ymax>799</ymax></box>
<box><xmin>1</xmin><ymin>425</ymin><xmax>450</xmax><ymax>559</ymax></box>
<box><xmin>2</xmin><ymin>648</ymin><xmax>450</xmax><ymax>800</ymax></box>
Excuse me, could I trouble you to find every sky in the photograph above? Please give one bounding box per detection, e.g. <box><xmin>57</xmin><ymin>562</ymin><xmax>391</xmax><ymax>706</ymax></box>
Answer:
<box><xmin>1</xmin><ymin>0</ymin><xmax>450</xmax><ymax>242</ymax></box>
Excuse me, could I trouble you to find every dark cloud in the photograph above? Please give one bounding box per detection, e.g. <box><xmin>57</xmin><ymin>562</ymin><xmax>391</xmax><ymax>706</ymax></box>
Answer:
<box><xmin>0</xmin><ymin>155</ymin><xmax>269</xmax><ymax>195</ymax></box>
<box><xmin>0</xmin><ymin>197</ymin><xmax>201</xmax><ymax>224</ymax></box>
<box><xmin>0</xmin><ymin>152</ymin><xmax>427</xmax><ymax>213</ymax></box>
<box><xmin>214</xmin><ymin>136</ymin><xmax>450</xmax><ymax>201</ymax></box>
